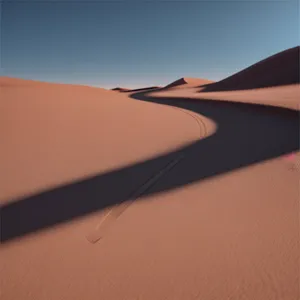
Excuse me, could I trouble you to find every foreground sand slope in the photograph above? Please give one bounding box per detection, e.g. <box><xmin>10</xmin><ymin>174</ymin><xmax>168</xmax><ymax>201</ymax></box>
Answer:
<box><xmin>1</xmin><ymin>83</ymin><xmax>299</xmax><ymax>300</ymax></box>
<box><xmin>1</xmin><ymin>156</ymin><xmax>298</xmax><ymax>300</ymax></box>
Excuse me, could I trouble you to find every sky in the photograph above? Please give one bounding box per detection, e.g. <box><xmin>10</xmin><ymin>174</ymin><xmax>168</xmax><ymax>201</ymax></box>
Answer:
<box><xmin>1</xmin><ymin>0</ymin><xmax>299</xmax><ymax>89</ymax></box>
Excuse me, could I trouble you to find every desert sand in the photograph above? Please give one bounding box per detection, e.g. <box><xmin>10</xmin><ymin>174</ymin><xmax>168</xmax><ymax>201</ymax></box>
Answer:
<box><xmin>1</xmin><ymin>77</ymin><xmax>213</xmax><ymax>204</ymax></box>
<box><xmin>150</xmin><ymin>84</ymin><xmax>300</xmax><ymax>111</ymax></box>
<box><xmin>1</xmin><ymin>46</ymin><xmax>299</xmax><ymax>300</ymax></box>
<box><xmin>153</xmin><ymin>46</ymin><xmax>300</xmax><ymax>111</ymax></box>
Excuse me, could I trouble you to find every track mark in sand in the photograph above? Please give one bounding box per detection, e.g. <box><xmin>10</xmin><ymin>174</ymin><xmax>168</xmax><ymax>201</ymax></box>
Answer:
<box><xmin>171</xmin><ymin>106</ymin><xmax>207</xmax><ymax>138</ymax></box>
<box><xmin>86</xmin><ymin>155</ymin><xmax>184</xmax><ymax>244</ymax></box>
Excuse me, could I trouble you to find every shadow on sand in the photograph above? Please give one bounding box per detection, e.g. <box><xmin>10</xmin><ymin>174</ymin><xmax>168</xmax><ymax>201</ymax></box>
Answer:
<box><xmin>1</xmin><ymin>89</ymin><xmax>299</xmax><ymax>243</ymax></box>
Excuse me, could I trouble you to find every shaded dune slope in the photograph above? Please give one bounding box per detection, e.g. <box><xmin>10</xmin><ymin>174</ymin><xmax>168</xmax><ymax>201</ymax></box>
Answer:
<box><xmin>200</xmin><ymin>46</ymin><xmax>300</xmax><ymax>92</ymax></box>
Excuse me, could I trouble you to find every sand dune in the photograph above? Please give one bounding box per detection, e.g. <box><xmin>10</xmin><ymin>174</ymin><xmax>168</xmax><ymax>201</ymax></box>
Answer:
<box><xmin>112</xmin><ymin>86</ymin><xmax>161</xmax><ymax>93</ymax></box>
<box><xmin>1</xmin><ymin>46</ymin><xmax>299</xmax><ymax>300</ymax></box>
<box><xmin>153</xmin><ymin>84</ymin><xmax>300</xmax><ymax>111</ymax></box>
<box><xmin>164</xmin><ymin>77</ymin><xmax>214</xmax><ymax>89</ymax></box>
<box><xmin>127</xmin><ymin>86</ymin><xmax>162</xmax><ymax>92</ymax></box>
<box><xmin>111</xmin><ymin>87</ymin><xmax>131</xmax><ymax>92</ymax></box>
<box><xmin>200</xmin><ymin>46</ymin><xmax>299</xmax><ymax>92</ymax></box>
<box><xmin>157</xmin><ymin>47</ymin><xmax>299</xmax><ymax>111</ymax></box>
<box><xmin>2</xmin><ymin>81</ymin><xmax>298</xmax><ymax>300</ymax></box>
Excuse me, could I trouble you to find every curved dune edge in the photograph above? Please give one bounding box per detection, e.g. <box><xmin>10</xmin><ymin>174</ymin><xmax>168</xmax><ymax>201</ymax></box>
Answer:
<box><xmin>0</xmin><ymin>77</ymin><xmax>216</xmax><ymax>204</ymax></box>
<box><xmin>151</xmin><ymin>84</ymin><xmax>300</xmax><ymax>111</ymax></box>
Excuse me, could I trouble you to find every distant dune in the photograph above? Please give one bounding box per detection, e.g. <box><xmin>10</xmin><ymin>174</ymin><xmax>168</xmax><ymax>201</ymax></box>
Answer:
<box><xmin>1</xmin><ymin>70</ymin><xmax>299</xmax><ymax>300</ymax></box>
<box><xmin>128</xmin><ymin>86</ymin><xmax>161</xmax><ymax>92</ymax></box>
<box><xmin>164</xmin><ymin>77</ymin><xmax>214</xmax><ymax>89</ymax></box>
<box><xmin>112</xmin><ymin>86</ymin><xmax>161</xmax><ymax>93</ymax></box>
<box><xmin>111</xmin><ymin>87</ymin><xmax>131</xmax><ymax>92</ymax></box>
<box><xmin>200</xmin><ymin>46</ymin><xmax>300</xmax><ymax>92</ymax></box>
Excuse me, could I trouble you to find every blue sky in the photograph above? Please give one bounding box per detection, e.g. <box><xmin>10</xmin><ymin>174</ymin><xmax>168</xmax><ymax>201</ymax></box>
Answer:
<box><xmin>1</xmin><ymin>0</ymin><xmax>299</xmax><ymax>89</ymax></box>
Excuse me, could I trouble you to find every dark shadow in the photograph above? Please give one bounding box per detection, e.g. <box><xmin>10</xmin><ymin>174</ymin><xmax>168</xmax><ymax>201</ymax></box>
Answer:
<box><xmin>1</xmin><ymin>89</ymin><xmax>299</xmax><ymax>243</ymax></box>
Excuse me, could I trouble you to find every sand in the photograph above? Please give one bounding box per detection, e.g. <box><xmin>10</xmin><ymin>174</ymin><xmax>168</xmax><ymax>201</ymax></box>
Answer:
<box><xmin>1</xmin><ymin>77</ymin><xmax>213</xmax><ymax>204</ymax></box>
<box><xmin>164</xmin><ymin>77</ymin><xmax>214</xmax><ymax>89</ymax></box>
<box><xmin>199</xmin><ymin>46</ymin><xmax>299</xmax><ymax>92</ymax></box>
<box><xmin>1</xmin><ymin>46</ymin><xmax>299</xmax><ymax>300</ymax></box>
<box><xmin>2</xmin><ymin>156</ymin><xmax>298</xmax><ymax>300</ymax></box>
<box><xmin>151</xmin><ymin>84</ymin><xmax>300</xmax><ymax>111</ymax></box>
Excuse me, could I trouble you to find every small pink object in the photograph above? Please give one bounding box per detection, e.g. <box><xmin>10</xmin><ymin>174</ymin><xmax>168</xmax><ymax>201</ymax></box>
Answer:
<box><xmin>285</xmin><ymin>153</ymin><xmax>296</xmax><ymax>161</ymax></box>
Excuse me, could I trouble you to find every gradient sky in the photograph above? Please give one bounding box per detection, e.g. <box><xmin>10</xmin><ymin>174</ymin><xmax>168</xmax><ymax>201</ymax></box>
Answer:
<box><xmin>1</xmin><ymin>0</ymin><xmax>299</xmax><ymax>89</ymax></box>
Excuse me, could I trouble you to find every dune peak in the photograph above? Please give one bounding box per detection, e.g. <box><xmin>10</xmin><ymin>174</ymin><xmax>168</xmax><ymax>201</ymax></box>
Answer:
<box><xmin>164</xmin><ymin>77</ymin><xmax>214</xmax><ymax>89</ymax></box>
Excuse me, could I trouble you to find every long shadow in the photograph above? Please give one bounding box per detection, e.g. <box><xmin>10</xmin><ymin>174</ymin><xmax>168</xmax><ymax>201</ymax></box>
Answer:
<box><xmin>1</xmin><ymin>90</ymin><xmax>299</xmax><ymax>243</ymax></box>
